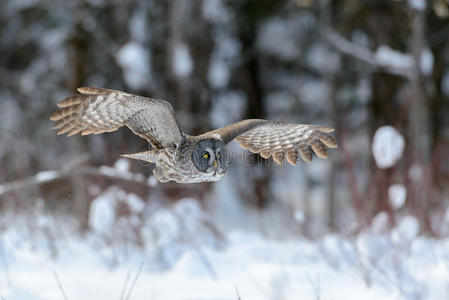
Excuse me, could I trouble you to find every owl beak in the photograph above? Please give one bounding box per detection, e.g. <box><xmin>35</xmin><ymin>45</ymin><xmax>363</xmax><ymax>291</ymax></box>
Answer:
<box><xmin>213</xmin><ymin>160</ymin><xmax>218</xmax><ymax>167</ymax></box>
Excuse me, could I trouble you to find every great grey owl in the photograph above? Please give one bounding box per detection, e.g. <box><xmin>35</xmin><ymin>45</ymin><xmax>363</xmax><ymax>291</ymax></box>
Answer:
<box><xmin>50</xmin><ymin>87</ymin><xmax>337</xmax><ymax>183</ymax></box>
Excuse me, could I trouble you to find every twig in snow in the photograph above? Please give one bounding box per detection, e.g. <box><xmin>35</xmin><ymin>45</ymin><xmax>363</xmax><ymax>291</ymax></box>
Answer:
<box><xmin>119</xmin><ymin>269</ymin><xmax>132</xmax><ymax>300</ymax></box>
<box><xmin>193</xmin><ymin>244</ymin><xmax>218</xmax><ymax>280</ymax></box>
<box><xmin>124</xmin><ymin>261</ymin><xmax>144</xmax><ymax>300</ymax></box>
<box><xmin>234</xmin><ymin>285</ymin><xmax>242</xmax><ymax>300</ymax></box>
<box><xmin>305</xmin><ymin>273</ymin><xmax>321</xmax><ymax>300</ymax></box>
<box><xmin>52</xmin><ymin>268</ymin><xmax>69</xmax><ymax>300</ymax></box>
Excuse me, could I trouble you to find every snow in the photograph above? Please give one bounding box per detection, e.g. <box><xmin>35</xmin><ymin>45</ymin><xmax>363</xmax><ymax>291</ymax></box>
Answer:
<box><xmin>2</xmin><ymin>216</ymin><xmax>449</xmax><ymax>300</ymax></box>
<box><xmin>374</xmin><ymin>45</ymin><xmax>414</xmax><ymax>71</ymax></box>
<box><xmin>89</xmin><ymin>187</ymin><xmax>117</xmax><ymax>234</ymax></box>
<box><xmin>409</xmin><ymin>0</ymin><xmax>426</xmax><ymax>11</ymax></box>
<box><xmin>129</xmin><ymin>10</ymin><xmax>147</xmax><ymax>43</ymax></box>
<box><xmin>202</xmin><ymin>0</ymin><xmax>230</xmax><ymax>24</ymax></box>
<box><xmin>294</xmin><ymin>210</ymin><xmax>305</xmax><ymax>224</ymax></box>
<box><xmin>98</xmin><ymin>163</ymin><xmax>145</xmax><ymax>182</ymax></box>
<box><xmin>391</xmin><ymin>216</ymin><xmax>420</xmax><ymax>242</ymax></box>
<box><xmin>208</xmin><ymin>58</ymin><xmax>230</xmax><ymax>88</ymax></box>
<box><xmin>306</xmin><ymin>43</ymin><xmax>341</xmax><ymax>74</ymax></box>
<box><xmin>420</xmin><ymin>48</ymin><xmax>434</xmax><ymax>76</ymax></box>
<box><xmin>172</xmin><ymin>43</ymin><xmax>193</xmax><ymax>77</ymax></box>
<box><xmin>372</xmin><ymin>126</ymin><xmax>405</xmax><ymax>169</ymax></box>
<box><xmin>409</xmin><ymin>163</ymin><xmax>424</xmax><ymax>182</ymax></box>
<box><xmin>147</xmin><ymin>175</ymin><xmax>158</xmax><ymax>187</ymax></box>
<box><xmin>35</xmin><ymin>170</ymin><xmax>59</xmax><ymax>182</ymax></box>
<box><xmin>127</xmin><ymin>194</ymin><xmax>145</xmax><ymax>213</ymax></box>
<box><xmin>297</xmin><ymin>78</ymin><xmax>331</xmax><ymax>112</ymax></box>
<box><xmin>116</xmin><ymin>41</ymin><xmax>151</xmax><ymax>90</ymax></box>
<box><xmin>208</xmin><ymin>32</ymin><xmax>240</xmax><ymax>88</ymax></box>
<box><xmin>113</xmin><ymin>158</ymin><xmax>130</xmax><ymax>173</ymax></box>
<box><xmin>210</xmin><ymin>91</ymin><xmax>246</xmax><ymax>128</ymax></box>
<box><xmin>389</xmin><ymin>184</ymin><xmax>407</xmax><ymax>209</ymax></box>
<box><xmin>257</xmin><ymin>17</ymin><xmax>301</xmax><ymax>60</ymax></box>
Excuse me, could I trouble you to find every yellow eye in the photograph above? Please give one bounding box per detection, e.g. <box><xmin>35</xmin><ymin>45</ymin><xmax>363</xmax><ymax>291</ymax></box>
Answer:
<box><xmin>203</xmin><ymin>153</ymin><xmax>209</xmax><ymax>159</ymax></box>
<box><xmin>217</xmin><ymin>153</ymin><xmax>221</xmax><ymax>159</ymax></box>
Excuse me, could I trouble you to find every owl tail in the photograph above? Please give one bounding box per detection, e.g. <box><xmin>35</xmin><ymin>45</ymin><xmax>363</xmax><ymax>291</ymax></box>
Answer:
<box><xmin>121</xmin><ymin>151</ymin><xmax>157</xmax><ymax>163</ymax></box>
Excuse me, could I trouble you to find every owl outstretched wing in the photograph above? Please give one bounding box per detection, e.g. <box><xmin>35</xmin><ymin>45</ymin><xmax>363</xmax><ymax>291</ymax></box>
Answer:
<box><xmin>50</xmin><ymin>87</ymin><xmax>183</xmax><ymax>149</ymax></box>
<box><xmin>206</xmin><ymin>119</ymin><xmax>337</xmax><ymax>165</ymax></box>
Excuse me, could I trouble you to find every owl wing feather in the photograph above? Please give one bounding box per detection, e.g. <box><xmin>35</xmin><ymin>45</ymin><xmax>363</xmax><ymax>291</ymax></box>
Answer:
<box><xmin>208</xmin><ymin>119</ymin><xmax>337</xmax><ymax>165</ymax></box>
<box><xmin>50</xmin><ymin>87</ymin><xmax>183</xmax><ymax>149</ymax></box>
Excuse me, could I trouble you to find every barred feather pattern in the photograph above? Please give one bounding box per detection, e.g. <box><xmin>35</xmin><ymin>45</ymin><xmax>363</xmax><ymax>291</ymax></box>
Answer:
<box><xmin>235</xmin><ymin>122</ymin><xmax>337</xmax><ymax>165</ymax></box>
<box><xmin>50</xmin><ymin>87</ymin><xmax>182</xmax><ymax>149</ymax></box>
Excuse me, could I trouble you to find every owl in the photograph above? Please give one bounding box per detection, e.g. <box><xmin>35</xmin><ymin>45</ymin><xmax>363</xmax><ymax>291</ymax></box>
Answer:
<box><xmin>50</xmin><ymin>87</ymin><xmax>337</xmax><ymax>183</ymax></box>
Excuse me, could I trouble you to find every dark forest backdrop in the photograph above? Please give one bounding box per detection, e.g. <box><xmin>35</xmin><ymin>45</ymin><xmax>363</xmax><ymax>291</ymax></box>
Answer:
<box><xmin>1</xmin><ymin>0</ymin><xmax>449</xmax><ymax>237</ymax></box>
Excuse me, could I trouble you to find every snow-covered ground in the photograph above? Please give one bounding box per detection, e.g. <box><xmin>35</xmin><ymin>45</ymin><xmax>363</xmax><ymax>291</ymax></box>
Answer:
<box><xmin>1</xmin><ymin>203</ymin><xmax>449</xmax><ymax>300</ymax></box>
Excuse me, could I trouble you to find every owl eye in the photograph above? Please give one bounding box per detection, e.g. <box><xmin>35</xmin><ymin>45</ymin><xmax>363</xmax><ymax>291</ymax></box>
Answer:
<box><xmin>203</xmin><ymin>153</ymin><xmax>209</xmax><ymax>159</ymax></box>
<box><xmin>217</xmin><ymin>153</ymin><xmax>221</xmax><ymax>159</ymax></box>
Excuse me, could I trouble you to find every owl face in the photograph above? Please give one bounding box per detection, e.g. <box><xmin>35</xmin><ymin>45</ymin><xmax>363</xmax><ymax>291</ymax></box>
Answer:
<box><xmin>192</xmin><ymin>139</ymin><xmax>227</xmax><ymax>175</ymax></box>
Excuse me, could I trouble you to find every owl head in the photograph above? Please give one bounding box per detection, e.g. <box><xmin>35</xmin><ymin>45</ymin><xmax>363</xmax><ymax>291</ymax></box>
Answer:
<box><xmin>192</xmin><ymin>138</ymin><xmax>227</xmax><ymax>175</ymax></box>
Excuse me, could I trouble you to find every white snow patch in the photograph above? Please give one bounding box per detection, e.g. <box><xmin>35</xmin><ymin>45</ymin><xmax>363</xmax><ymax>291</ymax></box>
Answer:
<box><xmin>116</xmin><ymin>41</ymin><xmax>151</xmax><ymax>90</ymax></box>
<box><xmin>294</xmin><ymin>210</ymin><xmax>305</xmax><ymax>224</ymax></box>
<box><xmin>409</xmin><ymin>163</ymin><xmax>424</xmax><ymax>182</ymax></box>
<box><xmin>148</xmin><ymin>175</ymin><xmax>158</xmax><ymax>187</ymax></box>
<box><xmin>208</xmin><ymin>58</ymin><xmax>230</xmax><ymax>88</ymax></box>
<box><xmin>89</xmin><ymin>187</ymin><xmax>145</xmax><ymax>235</ymax></box>
<box><xmin>265</xmin><ymin>90</ymin><xmax>295</xmax><ymax>118</ymax></box>
<box><xmin>89</xmin><ymin>188</ymin><xmax>117</xmax><ymax>234</ymax></box>
<box><xmin>127</xmin><ymin>193</ymin><xmax>145</xmax><ymax>213</ymax></box>
<box><xmin>98</xmin><ymin>164</ymin><xmax>144</xmax><ymax>182</ymax></box>
<box><xmin>374</xmin><ymin>45</ymin><xmax>414</xmax><ymax>71</ymax></box>
<box><xmin>306</xmin><ymin>43</ymin><xmax>341</xmax><ymax>74</ymax></box>
<box><xmin>3</xmin><ymin>215</ymin><xmax>449</xmax><ymax>299</ymax></box>
<box><xmin>392</xmin><ymin>215</ymin><xmax>420</xmax><ymax>242</ymax></box>
<box><xmin>35</xmin><ymin>170</ymin><xmax>59</xmax><ymax>182</ymax></box>
<box><xmin>389</xmin><ymin>184</ymin><xmax>407</xmax><ymax>209</ymax></box>
<box><xmin>202</xmin><ymin>0</ymin><xmax>230</xmax><ymax>24</ymax></box>
<box><xmin>258</xmin><ymin>17</ymin><xmax>300</xmax><ymax>60</ymax></box>
<box><xmin>113</xmin><ymin>158</ymin><xmax>130</xmax><ymax>173</ymax></box>
<box><xmin>370</xmin><ymin>212</ymin><xmax>389</xmax><ymax>234</ymax></box>
<box><xmin>297</xmin><ymin>78</ymin><xmax>331</xmax><ymax>112</ymax></box>
<box><xmin>210</xmin><ymin>91</ymin><xmax>246</xmax><ymax>128</ymax></box>
<box><xmin>409</xmin><ymin>0</ymin><xmax>426</xmax><ymax>11</ymax></box>
<box><xmin>420</xmin><ymin>48</ymin><xmax>434</xmax><ymax>76</ymax></box>
<box><xmin>372</xmin><ymin>126</ymin><xmax>405</xmax><ymax>169</ymax></box>
<box><xmin>129</xmin><ymin>10</ymin><xmax>147</xmax><ymax>42</ymax></box>
<box><xmin>172</xmin><ymin>43</ymin><xmax>193</xmax><ymax>77</ymax></box>
<box><xmin>208</xmin><ymin>32</ymin><xmax>240</xmax><ymax>88</ymax></box>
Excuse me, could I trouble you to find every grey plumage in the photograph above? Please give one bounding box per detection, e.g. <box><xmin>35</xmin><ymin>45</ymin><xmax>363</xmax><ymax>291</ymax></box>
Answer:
<box><xmin>51</xmin><ymin>87</ymin><xmax>337</xmax><ymax>183</ymax></box>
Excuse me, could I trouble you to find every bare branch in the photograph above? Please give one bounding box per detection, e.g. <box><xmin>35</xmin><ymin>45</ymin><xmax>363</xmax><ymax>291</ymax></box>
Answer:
<box><xmin>324</xmin><ymin>28</ymin><xmax>414</xmax><ymax>79</ymax></box>
<box><xmin>0</xmin><ymin>159</ymin><xmax>149</xmax><ymax>197</ymax></box>
<box><xmin>324</xmin><ymin>28</ymin><xmax>376</xmax><ymax>65</ymax></box>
